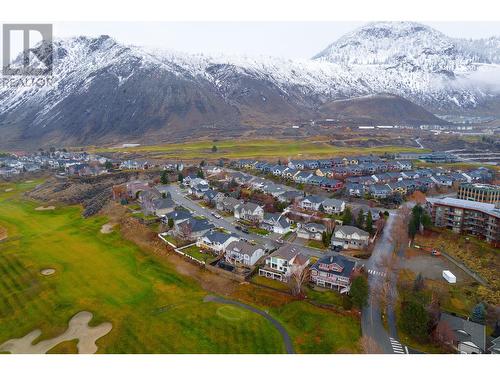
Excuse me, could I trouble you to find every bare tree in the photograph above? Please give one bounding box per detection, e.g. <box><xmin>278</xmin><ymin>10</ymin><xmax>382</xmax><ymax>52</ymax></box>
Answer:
<box><xmin>432</xmin><ymin>320</ymin><xmax>455</xmax><ymax>350</ymax></box>
<box><xmin>178</xmin><ymin>222</ymin><xmax>193</xmax><ymax>240</ymax></box>
<box><xmin>360</xmin><ymin>336</ymin><xmax>383</xmax><ymax>354</ymax></box>
<box><xmin>289</xmin><ymin>262</ymin><xmax>310</xmax><ymax>297</ymax></box>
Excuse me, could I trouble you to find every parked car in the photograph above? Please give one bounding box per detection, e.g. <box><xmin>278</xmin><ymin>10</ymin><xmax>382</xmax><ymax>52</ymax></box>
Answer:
<box><xmin>235</xmin><ymin>225</ymin><xmax>242</xmax><ymax>231</ymax></box>
<box><xmin>211</xmin><ymin>212</ymin><xmax>222</xmax><ymax>219</ymax></box>
<box><xmin>241</xmin><ymin>227</ymin><xmax>250</xmax><ymax>234</ymax></box>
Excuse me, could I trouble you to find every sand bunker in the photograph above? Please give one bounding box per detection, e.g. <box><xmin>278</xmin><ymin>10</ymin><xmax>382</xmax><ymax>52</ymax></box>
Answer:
<box><xmin>0</xmin><ymin>311</ymin><xmax>112</xmax><ymax>354</ymax></box>
<box><xmin>35</xmin><ymin>206</ymin><xmax>55</xmax><ymax>211</ymax></box>
<box><xmin>0</xmin><ymin>226</ymin><xmax>7</xmax><ymax>241</ymax></box>
<box><xmin>4</xmin><ymin>188</ymin><xmax>13</xmax><ymax>192</ymax></box>
<box><xmin>100</xmin><ymin>223</ymin><xmax>115</xmax><ymax>234</ymax></box>
<box><xmin>40</xmin><ymin>268</ymin><xmax>56</xmax><ymax>276</ymax></box>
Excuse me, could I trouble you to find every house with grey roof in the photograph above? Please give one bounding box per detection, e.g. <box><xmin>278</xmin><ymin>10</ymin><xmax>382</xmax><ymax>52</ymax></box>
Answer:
<box><xmin>331</xmin><ymin>225</ymin><xmax>370</xmax><ymax>250</ymax></box>
<box><xmin>439</xmin><ymin>312</ymin><xmax>486</xmax><ymax>354</ymax></box>
<box><xmin>196</xmin><ymin>230</ymin><xmax>239</xmax><ymax>254</ymax></box>
<box><xmin>321</xmin><ymin>198</ymin><xmax>345</xmax><ymax>214</ymax></box>
<box><xmin>216</xmin><ymin>196</ymin><xmax>240</xmax><ymax>213</ymax></box>
<box><xmin>297</xmin><ymin>222</ymin><xmax>326</xmax><ymax>241</ymax></box>
<box><xmin>310</xmin><ymin>254</ymin><xmax>357</xmax><ymax>293</ymax></box>
<box><xmin>162</xmin><ymin>209</ymin><xmax>192</xmax><ymax>226</ymax></box>
<box><xmin>174</xmin><ymin>217</ymin><xmax>215</xmax><ymax>240</ymax></box>
<box><xmin>262</xmin><ymin>213</ymin><xmax>291</xmax><ymax>234</ymax></box>
<box><xmin>234</xmin><ymin>202</ymin><xmax>264</xmax><ymax>223</ymax></box>
<box><xmin>258</xmin><ymin>244</ymin><xmax>310</xmax><ymax>282</ymax></box>
<box><xmin>225</xmin><ymin>240</ymin><xmax>265</xmax><ymax>266</ymax></box>
<box><xmin>277</xmin><ymin>190</ymin><xmax>303</xmax><ymax>204</ymax></box>
<box><xmin>299</xmin><ymin>195</ymin><xmax>325</xmax><ymax>211</ymax></box>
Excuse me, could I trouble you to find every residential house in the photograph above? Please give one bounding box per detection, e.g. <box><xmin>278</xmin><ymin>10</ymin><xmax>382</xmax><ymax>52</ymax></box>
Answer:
<box><xmin>196</xmin><ymin>230</ymin><xmax>239</xmax><ymax>255</ymax></box>
<box><xmin>293</xmin><ymin>171</ymin><xmax>313</xmax><ymax>184</ymax></box>
<box><xmin>297</xmin><ymin>222</ymin><xmax>326</xmax><ymax>241</ymax></box>
<box><xmin>439</xmin><ymin>312</ymin><xmax>486</xmax><ymax>354</ymax></box>
<box><xmin>321</xmin><ymin>198</ymin><xmax>345</xmax><ymax>214</ymax></box>
<box><xmin>277</xmin><ymin>190</ymin><xmax>303</xmax><ymax>204</ymax></box>
<box><xmin>225</xmin><ymin>240</ymin><xmax>265</xmax><ymax>266</ymax></box>
<box><xmin>162</xmin><ymin>209</ymin><xmax>192</xmax><ymax>226</ymax></box>
<box><xmin>258</xmin><ymin>244</ymin><xmax>310</xmax><ymax>282</ymax></box>
<box><xmin>216</xmin><ymin>196</ymin><xmax>240</xmax><ymax>214</ymax></box>
<box><xmin>234</xmin><ymin>202</ymin><xmax>265</xmax><ymax>222</ymax></box>
<box><xmin>299</xmin><ymin>195</ymin><xmax>325</xmax><ymax>211</ymax></box>
<box><xmin>262</xmin><ymin>213</ymin><xmax>291</xmax><ymax>234</ymax></box>
<box><xmin>331</xmin><ymin>225</ymin><xmax>370</xmax><ymax>250</ymax></box>
<box><xmin>320</xmin><ymin>178</ymin><xmax>343</xmax><ymax>191</ymax></box>
<box><xmin>369</xmin><ymin>184</ymin><xmax>392</xmax><ymax>199</ymax></box>
<box><xmin>174</xmin><ymin>217</ymin><xmax>215</xmax><ymax>240</ymax></box>
<box><xmin>310</xmin><ymin>254</ymin><xmax>357</xmax><ymax>293</ymax></box>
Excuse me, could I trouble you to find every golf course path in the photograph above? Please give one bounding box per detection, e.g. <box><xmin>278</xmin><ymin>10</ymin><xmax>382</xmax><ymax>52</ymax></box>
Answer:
<box><xmin>204</xmin><ymin>295</ymin><xmax>295</xmax><ymax>354</ymax></box>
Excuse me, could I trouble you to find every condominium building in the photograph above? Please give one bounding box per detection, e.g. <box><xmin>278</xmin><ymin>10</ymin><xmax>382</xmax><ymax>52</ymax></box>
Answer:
<box><xmin>427</xmin><ymin>197</ymin><xmax>500</xmax><ymax>247</ymax></box>
<box><xmin>457</xmin><ymin>183</ymin><xmax>500</xmax><ymax>204</ymax></box>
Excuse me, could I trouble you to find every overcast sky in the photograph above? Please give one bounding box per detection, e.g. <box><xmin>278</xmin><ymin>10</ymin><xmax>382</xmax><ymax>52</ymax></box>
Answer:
<box><xmin>51</xmin><ymin>21</ymin><xmax>500</xmax><ymax>59</ymax></box>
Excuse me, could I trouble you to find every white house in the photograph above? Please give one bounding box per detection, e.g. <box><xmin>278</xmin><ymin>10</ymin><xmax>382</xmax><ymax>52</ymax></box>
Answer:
<box><xmin>196</xmin><ymin>230</ymin><xmax>239</xmax><ymax>254</ymax></box>
<box><xmin>234</xmin><ymin>202</ymin><xmax>264</xmax><ymax>222</ymax></box>
<box><xmin>297</xmin><ymin>222</ymin><xmax>326</xmax><ymax>241</ymax></box>
<box><xmin>331</xmin><ymin>225</ymin><xmax>370</xmax><ymax>250</ymax></box>
<box><xmin>299</xmin><ymin>195</ymin><xmax>325</xmax><ymax>211</ymax></box>
<box><xmin>321</xmin><ymin>198</ymin><xmax>346</xmax><ymax>214</ymax></box>
<box><xmin>262</xmin><ymin>213</ymin><xmax>291</xmax><ymax>234</ymax></box>
<box><xmin>225</xmin><ymin>240</ymin><xmax>265</xmax><ymax>266</ymax></box>
<box><xmin>258</xmin><ymin>244</ymin><xmax>310</xmax><ymax>282</ymax></box>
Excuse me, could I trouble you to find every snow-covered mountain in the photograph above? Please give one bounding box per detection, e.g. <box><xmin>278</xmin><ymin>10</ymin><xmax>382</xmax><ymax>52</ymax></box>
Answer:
<box><xmin>0</xmin><ymin>22</ymin><xmax>499</xmax><ymax>148</ymax></box>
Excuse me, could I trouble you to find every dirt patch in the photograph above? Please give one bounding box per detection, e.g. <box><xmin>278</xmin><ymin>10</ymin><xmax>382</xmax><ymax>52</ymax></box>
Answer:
<box><xmin>0</xmin><ymin>311</ymin><xmax>112</xmax><ymax>354</ymax></box>
<box><xmin>0</xmin><ymin>226</ymin><xmax>7</xmax><ymax>241</ymax></box>
<box><xmin>4</xmin><ymin>188</ymin><xmax>13</xmax><ymax>192</ymax></box>
<box><xmin>100</xmin><ymin>223</ymin><xmax>115</xmax><ymax>234</ymax></box>
<box><xmin>35</xmin><ymin>205</ymin><xmax>55</xmax><ymax>211</ymax></box>
<box><xmin>40</xmin><ymin>268</ymin><xmax>56</xmax><ymax>276</ymax></box>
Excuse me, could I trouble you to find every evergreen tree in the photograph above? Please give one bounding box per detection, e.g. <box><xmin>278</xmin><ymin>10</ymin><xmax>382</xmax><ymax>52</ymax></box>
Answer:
<box><xmin>356</xmin><ymin>209</ymin><xmax>365</xmax><ymax>228</ymax></box>
<box><xmin>104</xmin><ymin>161</ymin><xmax>113</xmax><ymax>170</ymax></box>
<box><xmin>350</xmin><ymin>276</ymin><xmax>369</xmax><ymax>309</ymax></box>
<box><xmin>160</xmin><ymin>170</ymin><xmax>169</xmax><ymax>184</ymax></box>
<box><xmin>400</xmin><ymin>300</ymin><xmax>429</xmax><ymax>341</ymax></box>
<box><xmin>365</xmin><ymin>211</ymin><xmax>374</xmax><ymax>235</ymax></box>
<box><xmin>342</xmin><ymin>206</ymin><xmax>353</xmax><ymax>225</ymax></box>
<box><xmin>178</xmin><ymin>173</ymin><xmax>184</xmax><ymax>183</ymax></box>
<box><xmin>167</xmin><ymin>217</ymin><xmax>174</xmax><ymax>228</ymax></box>
<box><xmin>211</xmin><ymin>145</ymin><xmax>217</xmax><ymax>153</ymax></box>
<box><xmin>197</xmin><ymin>169</ymin><xmax>204</xmax><ymax>178</ymax></box>
<box><xmin>471</xmin><ymin>303</ymin><xmax>486</xmax><ymax>324</ymax></box>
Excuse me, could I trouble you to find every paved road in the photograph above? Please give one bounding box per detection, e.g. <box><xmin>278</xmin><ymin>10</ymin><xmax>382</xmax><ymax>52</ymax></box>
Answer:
<box><xmin>361</xmin><ymin>212</ymin><xmax>410</xmax><ymax>354</ymax></box>
<box><xmin>204</xmin><ymin>295</ymin><xmax>295</xmax><ymax>354</ymax></box>
<box><xmin>161</xmin><ymin>184</ymin><xmax>265</xmax><ymax>244</ymax></box>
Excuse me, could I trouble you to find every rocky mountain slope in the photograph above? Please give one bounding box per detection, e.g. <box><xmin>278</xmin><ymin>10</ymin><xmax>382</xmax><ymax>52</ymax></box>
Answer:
<box><xmin>0</xmin><ymin>22</ymin><xmax>499</xmax><ymax>148</ymax></box>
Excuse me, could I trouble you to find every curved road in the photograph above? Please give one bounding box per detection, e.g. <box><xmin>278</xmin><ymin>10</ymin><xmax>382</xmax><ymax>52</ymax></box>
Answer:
<box><xmin>204</xmin><ymin>295</ymin><xmax>295</xmax><ymax>354</ymax></box>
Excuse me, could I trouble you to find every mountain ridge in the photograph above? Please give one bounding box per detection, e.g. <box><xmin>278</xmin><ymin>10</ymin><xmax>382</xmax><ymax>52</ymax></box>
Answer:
<box><xmin>0</xmin><ymin>21</ymin><xmax>499</xmax><ymax>148</ymax></box>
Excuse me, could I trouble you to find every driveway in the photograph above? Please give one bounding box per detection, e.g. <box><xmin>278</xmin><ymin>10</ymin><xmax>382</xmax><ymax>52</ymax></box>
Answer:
<box><xmin>204</xmin><ymin>295</ymin><xmax>295</xmax><ymax>354</ymax></box>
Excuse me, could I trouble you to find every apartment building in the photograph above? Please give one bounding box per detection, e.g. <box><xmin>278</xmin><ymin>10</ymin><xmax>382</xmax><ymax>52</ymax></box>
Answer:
<box><xmin>428</xmin><ymin>197</ymin><xmax>500</xmax><ymax>247</ymax></box>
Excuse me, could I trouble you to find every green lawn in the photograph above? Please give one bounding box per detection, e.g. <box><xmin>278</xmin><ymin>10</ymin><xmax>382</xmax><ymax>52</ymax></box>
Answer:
<box><xmin>90</xmin><ymin>138</ymin><xmax>427</xmax><ymax>161</ymax></box>
<box><xmin>249</xmin><ymin>227</ymin><xmax>270</xmax><ymax>236</ymax></box>
<box><xmin>271</xmin><ymin>302</ymin><xmax>361</xmax><ymax>353</ymax></box>
<box><xmin>0</xmin><ymin>180</ymin><xmax>362</xmax><ymax>354</ymax></box>
<box><xmin>181</xmin><ymin>245</ymin><xmax>216</xmax><ymax>263</ymax></box>
<box><xmin>307</xmin><ymin>239</ymin><xmax>327</xmax><ymax>250</ymax></box>
<box><xmin>0</xmin><ymin>182</ymin><xmax>285</xmax><ymax>353</ymax></box>
<box><xmin>251</xmin><ymin>275</ymin><xmax>291</xmax><ymax>292</ymax></box>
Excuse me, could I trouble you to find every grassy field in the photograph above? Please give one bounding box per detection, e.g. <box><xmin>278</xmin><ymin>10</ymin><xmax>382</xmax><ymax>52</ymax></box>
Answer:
<box><xmin>0</xmin><ymin>181</ymin><xmax>284</xmax><ymax>353</ymax></box>
<box><xmin>90</xmin><ymin>138</ymin><xmax>428</xmax><ymax>161</ymax></box>
<box><xmin>0</xmin><ymin>180</ymin><xmax>361</xmax><ymax>353</ymax></box>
